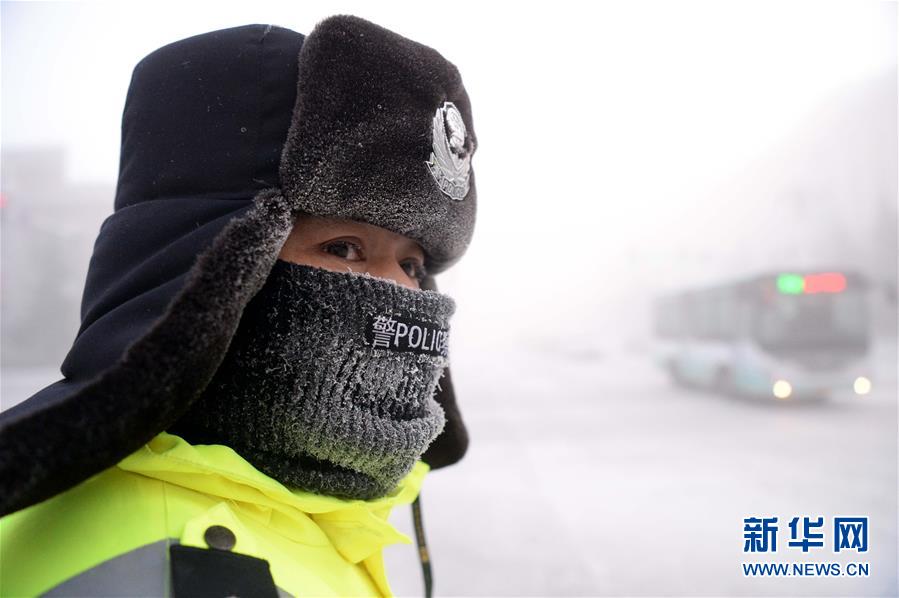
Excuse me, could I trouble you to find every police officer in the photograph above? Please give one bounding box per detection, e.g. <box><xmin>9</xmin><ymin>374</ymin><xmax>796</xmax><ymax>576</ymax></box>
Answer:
<box><xmin>0</xmin><ymin>15</ymin><xmax>476</xmax><ymax>597</ymax></box>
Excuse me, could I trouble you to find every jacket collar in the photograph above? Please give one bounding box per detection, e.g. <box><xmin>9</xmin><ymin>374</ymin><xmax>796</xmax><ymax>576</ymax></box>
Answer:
<box><xmin>117</xmin><ymin>432</ymin><xmax>428</xmax><ymax>594</ymax></box>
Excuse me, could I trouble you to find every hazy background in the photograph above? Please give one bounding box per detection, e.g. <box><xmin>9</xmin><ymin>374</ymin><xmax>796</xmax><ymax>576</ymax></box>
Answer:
<box><xmin>2</xmin><ymin>1</ymin><xmax>896</xmax><ymax>596</ymax></box>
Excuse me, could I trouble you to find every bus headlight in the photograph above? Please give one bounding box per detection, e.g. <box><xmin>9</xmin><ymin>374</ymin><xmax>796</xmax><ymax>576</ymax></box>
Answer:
<box><xmin>853</xmin><ymin>376</ymin><xmax>872</xmax><ymax>395</ymax></box>
<box><xmin>772</xmin><ymin>379</ymin><xmax>793</xmax><ymax>400</ymax></box>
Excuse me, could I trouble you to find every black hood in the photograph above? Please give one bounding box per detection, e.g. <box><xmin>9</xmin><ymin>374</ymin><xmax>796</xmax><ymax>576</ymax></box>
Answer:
<box><xmin>0</xmin><ymin>18</ymin><xmax>473</xmax><ymax>517</ymax></box>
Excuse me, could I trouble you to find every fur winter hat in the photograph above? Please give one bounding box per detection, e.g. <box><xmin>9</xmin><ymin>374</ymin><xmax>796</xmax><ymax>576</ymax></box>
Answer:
<box><xmin>281</xmin><ymin>16</ymin><xmax>477</xmax><ymax>272</ymax></box>
<box><xmin>0</xmin><ymin>16</ymin><xmax>476</xmax><ymax>516</ymax></box>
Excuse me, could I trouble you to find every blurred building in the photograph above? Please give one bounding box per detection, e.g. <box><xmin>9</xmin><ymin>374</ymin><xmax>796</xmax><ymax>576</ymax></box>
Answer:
<box><xmin>1</xmin><ymin>147</ymin><xmax>114</xmax><ymax>367</ymax></box>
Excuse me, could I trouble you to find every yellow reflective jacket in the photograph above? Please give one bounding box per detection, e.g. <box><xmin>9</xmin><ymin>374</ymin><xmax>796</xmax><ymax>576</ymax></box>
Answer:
<box><xmin>0</xmin><ymin>432</ymin><xmax>429</xmax><ymax>597</ymax></box>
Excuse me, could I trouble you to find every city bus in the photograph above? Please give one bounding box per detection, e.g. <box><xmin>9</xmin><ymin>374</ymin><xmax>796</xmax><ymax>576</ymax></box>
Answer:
<box><xmin>653</xmin><ymin>271</ymin><xmax>872</xmax><ymax>401</ymax></box>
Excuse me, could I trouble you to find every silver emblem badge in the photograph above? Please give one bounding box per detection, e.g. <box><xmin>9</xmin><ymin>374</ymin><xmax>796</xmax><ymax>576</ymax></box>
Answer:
<box><xmin>426</xmin><ymin>102</ymin><xmax>471</xmax><ymax>201</ymax></box>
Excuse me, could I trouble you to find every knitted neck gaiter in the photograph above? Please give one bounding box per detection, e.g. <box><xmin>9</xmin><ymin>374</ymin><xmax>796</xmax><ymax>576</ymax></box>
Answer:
<box><xmin>170</xmin><ymin>259</ymin><xmax>453</xmax><ymax>500</ymax></box>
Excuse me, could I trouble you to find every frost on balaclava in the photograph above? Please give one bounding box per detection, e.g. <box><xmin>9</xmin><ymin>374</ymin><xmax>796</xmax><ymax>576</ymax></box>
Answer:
<box><xmin>171</xmin><ymin>259</ymin><xmax>454</xmax><ymax>500</ymax></box>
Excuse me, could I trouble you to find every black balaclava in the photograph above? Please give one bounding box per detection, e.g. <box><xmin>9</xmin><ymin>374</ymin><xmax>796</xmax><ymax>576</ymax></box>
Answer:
<box><xmin>172</xmin><ymin>260</ymin><xmax>455</xmax><ymax>499</ymax></box>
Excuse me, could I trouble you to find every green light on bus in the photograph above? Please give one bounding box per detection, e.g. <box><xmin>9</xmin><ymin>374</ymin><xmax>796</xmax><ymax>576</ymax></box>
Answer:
<box><xmin>777</xmin><ymin>274</ymin><xmax>804</xmax><ymax>294</ymax></box>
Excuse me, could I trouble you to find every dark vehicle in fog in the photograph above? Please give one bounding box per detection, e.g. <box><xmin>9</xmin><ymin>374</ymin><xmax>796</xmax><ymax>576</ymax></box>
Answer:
<box><xmin>653</xmin><ymin>271</ymin><xmax>872</xmax><ymax>400</ymax></box>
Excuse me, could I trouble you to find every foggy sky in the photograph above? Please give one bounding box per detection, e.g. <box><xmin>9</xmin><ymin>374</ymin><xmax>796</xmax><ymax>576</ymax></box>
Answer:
<box><xmin>2</xmin><ymin>1</ymin><xmax>896</xmax><ymax>349</ymax></box>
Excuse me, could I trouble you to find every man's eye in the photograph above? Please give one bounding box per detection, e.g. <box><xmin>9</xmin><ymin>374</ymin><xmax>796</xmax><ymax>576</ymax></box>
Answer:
<box><xmin>322</xmin><ymin>240</ymin><xmax>364</xmax><ymax>261</ymax></box>
<box><xmin>401</xmin><ymin>259</ymin><xmax>427</xmax><ymax>282</ymax></box>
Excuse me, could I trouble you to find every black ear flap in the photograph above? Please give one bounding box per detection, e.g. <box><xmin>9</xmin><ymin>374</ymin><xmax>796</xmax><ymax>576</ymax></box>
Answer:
<box><xmin>422</xmin><ymin>366</ymin><xmax>469</xmax><ymax>468</ymax></box>
<box><xmin>419</xmin><ymin>275</ymin><xmax>469</xmax><ymax>469</ymax></box>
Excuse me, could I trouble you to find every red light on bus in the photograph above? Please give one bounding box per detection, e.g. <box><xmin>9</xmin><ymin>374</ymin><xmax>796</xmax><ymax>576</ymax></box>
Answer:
<box><xmin>803</xmin><ymin>273</ymin><xmax>846</xmax><ymax>294</ymax></box>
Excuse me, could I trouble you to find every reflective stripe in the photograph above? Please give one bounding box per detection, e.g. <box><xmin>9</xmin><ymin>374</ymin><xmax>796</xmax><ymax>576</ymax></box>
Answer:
<box><xmin>42</xmin><ymin>539</ymin><xmax>171</xmax><ymax>597</ymax></box>
<box><xmin>41</xmin><ymin>539</ymin><xmax>295</xmax><ymax>598</ymax></box>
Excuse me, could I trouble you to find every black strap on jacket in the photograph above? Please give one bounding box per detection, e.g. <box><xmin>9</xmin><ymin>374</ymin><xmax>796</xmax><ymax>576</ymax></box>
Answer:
<box><xmin>169</xmin><ymin>544</ymin><xmax>279</xmax><ymax>598</ymax></box>
<box><xmin>412</xmin><ymin>493</ymin><xmax>433</xmax><ymax>598</ymax></box>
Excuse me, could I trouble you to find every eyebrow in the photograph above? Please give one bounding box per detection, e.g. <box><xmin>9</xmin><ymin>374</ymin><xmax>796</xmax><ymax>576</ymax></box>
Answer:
<box><xmin>398</xmin><ymin>237</ymin><xmax>425</xmax><ymax>258</ymax></box>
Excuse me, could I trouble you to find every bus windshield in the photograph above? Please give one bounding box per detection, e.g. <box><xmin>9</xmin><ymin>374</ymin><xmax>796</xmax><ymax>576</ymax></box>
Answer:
<box><xmin>752</xmin><ymin>290</ymin><xmax>868</xmax><ymax>352</ymax></box>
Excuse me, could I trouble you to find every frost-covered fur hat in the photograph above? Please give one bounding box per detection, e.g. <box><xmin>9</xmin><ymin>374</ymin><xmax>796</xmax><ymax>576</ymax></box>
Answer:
<box><xmin>282</xmin><ymin>16</ymin><xmax>477</xmax><ymax>272</ymax></box>
<box><xmin>0</xmin><ymin>16</ymin><xmax>476</xmax><ymax>516</ymax></box>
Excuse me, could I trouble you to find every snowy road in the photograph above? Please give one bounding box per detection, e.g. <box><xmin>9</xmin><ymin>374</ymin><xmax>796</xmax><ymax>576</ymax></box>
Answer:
<box><xmin>385</xmin><ymin>340</ymin><xmax>898</xmax><ymax>597</ymax></box>
<box><xmin>3</xmin><ymin>341</ymin><xmax>896</xmax><ymax>597</ymax></box>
